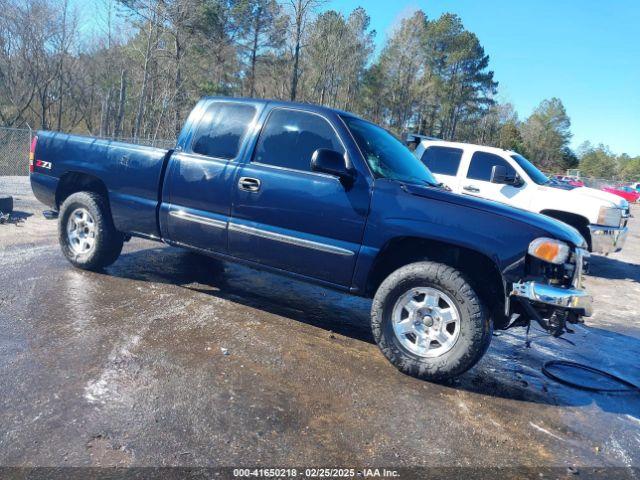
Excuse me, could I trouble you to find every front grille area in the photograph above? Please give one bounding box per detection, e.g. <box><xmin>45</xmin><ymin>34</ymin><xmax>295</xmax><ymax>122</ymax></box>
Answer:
<box><xmin>527</xmin><ymin>256</ymin><xmax>575</xmax><ymax>287</ymax></box>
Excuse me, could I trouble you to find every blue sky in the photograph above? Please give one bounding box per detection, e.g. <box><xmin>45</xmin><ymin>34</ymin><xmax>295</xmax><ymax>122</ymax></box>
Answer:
<box><xmin>328</xmin><ymin>0</ymin><xmax>640</xmax><ymax>156</ymax></box>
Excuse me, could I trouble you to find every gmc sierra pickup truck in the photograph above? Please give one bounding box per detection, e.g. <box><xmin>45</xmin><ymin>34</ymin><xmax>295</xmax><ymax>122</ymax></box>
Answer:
<box><xmin>30</xmin><ymin>97</ymin><xmax>592</xmax><ymax>381</ymax></box>
<box><xmin>408</xmin><ymin>136</ymin><xmax>630</xmax><ymax>255</ymax></box>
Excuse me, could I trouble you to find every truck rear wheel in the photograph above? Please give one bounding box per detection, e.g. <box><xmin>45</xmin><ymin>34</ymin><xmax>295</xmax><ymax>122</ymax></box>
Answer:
<box><xmin>371</xmin><ymin>261</ymin><xmax>492</xmax><ymax>382</ymax></box>
<box><xmin>58</xmin><ymin>192</ymin><xmax>124</xmax><ymax>271</ymax></box>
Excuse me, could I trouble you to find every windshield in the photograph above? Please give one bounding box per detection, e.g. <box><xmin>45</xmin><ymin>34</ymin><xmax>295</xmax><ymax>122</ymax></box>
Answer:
<box><xmin>341</xmin><ymin>116</ymin><xmax>439</xmax><ymax>186</ymax></box>
<box><xmin>511</xmin><ymin>154</ymin><xmax>550</xmax><ymax>185</ymax></box>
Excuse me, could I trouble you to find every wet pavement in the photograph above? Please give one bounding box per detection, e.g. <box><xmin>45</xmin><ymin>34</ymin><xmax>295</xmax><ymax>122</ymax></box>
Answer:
<box><xmin>0</xmin><ymin>177</ymin><xmax>639</xmax><ymax>469</ymax></box>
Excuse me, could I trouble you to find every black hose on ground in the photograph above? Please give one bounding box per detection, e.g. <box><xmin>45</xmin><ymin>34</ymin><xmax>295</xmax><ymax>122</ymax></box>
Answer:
<box><xmin>542</xmin><ymin>360</ymin><xmax>640</xmax><ymax>393</ymax></box>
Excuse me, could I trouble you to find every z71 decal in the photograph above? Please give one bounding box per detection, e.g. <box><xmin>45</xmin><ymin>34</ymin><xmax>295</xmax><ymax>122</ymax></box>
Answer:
<box><xmin>35</xmin><ymin>160</ymin><xmax>52</xmax><ymax>169</ymax></box>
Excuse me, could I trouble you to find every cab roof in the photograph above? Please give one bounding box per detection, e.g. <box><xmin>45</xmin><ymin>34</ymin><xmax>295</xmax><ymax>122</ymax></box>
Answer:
<box><xmin>203</xmin><ymin>96</ymin><xmax>360</xmax><ymax>120</ymax></box>
<box><xmin>419</xmin><ymin>138</ymin><xmax>517</xmax><ymax>157</ymax></box>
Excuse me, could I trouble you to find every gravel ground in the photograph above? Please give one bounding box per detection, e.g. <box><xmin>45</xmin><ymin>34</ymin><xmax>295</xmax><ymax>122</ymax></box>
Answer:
<box><xmin>0</xmin><ymin>176</ymin><xmax>639</xmax><ymax>474</ymax></box>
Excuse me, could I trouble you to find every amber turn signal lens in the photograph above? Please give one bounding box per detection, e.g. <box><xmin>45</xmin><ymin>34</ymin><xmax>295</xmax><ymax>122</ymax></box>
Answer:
<box><xmin>532</xmin><ymin>242</ymin><xmax>559</xmax><ymax>262</ymax></box>
<box><xmin>528</xmin><ymin>237</ymin><xmax>570</xmax><ymax>264</ymax></box>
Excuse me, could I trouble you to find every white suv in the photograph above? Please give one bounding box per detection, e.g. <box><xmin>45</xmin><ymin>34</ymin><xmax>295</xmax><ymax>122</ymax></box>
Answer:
<box><xmin>410</xmin><ymin>136</ymin><xmax>629</xmax><ymax>254</ymax></box>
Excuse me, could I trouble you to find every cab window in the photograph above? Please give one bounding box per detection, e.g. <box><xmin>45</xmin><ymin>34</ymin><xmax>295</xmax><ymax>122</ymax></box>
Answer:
<box><xmin>191</xmin><ymin>102</ymin><xmax>257</xmax><ymax>159</ymax></box>
<box><xmin>420</xmin><ymin>146</ymin><xmax>463</xmax><ymax>176</ymax></box>
<box><xmin>253</xmin><ymin>109</ymin><xmax>344</xmax><ymax>172</ymax></box>
<box><xmin>467</xmin><ymin>151</ymin><xmax>516</xmax><ymax>181</ymax></box>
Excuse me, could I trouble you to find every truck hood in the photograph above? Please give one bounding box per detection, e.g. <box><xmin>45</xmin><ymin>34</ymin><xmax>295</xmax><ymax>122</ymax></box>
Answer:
<box><xmin>403</xmin><ymin>183</ymin><xmax>587</xmax><ymax>248</ymax></box>
<box><xmin>544</xmin><ymin>185</ymin><xmax>628</xmax><ymax>208</ymax></box>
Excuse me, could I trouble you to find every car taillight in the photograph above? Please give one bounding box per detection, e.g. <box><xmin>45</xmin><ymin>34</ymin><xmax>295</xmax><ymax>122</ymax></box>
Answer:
<box><xmin>29</xmin><ymin>135</ymin><xmax>38</xmax><ymax>173</ymax></box>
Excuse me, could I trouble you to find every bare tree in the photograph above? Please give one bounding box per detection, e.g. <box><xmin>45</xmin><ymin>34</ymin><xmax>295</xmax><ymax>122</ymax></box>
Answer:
<box><xmin>235</xmin><ymin>0</ymin><xmax>286</xmax><ymax>97</ymax></box>
<box><xmin>113</xmin><ymin>69</ymin><xmax>127</xmax><ymax>136</ymax></box>
<box><xmin>303</xmin><ymin>8</ymin><xmax>374</xmax><ymax>109</ymax></box>
<box><xmin>286</xmin><ymin>0</ymin><xmax>322</xmax><ymax>101</ymax></box>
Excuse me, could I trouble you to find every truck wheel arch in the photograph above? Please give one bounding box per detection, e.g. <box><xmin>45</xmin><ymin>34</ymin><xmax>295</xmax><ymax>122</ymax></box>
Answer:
<box><xmin>365</xmin><ymin>236</ymin><xmax>509</xmax><ymax>329</ymax></box>
<box><xmin>540</xmin><ymin>209</ymin><xmax>591</xmax><ymax>250</ymax></box>
<box><xmin>55</xmin><ymin>172</ymin><xmax>110</xmax><ymax>210</ymax></box>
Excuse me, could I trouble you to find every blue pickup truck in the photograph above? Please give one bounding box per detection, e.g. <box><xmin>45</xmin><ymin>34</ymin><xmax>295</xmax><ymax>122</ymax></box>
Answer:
<box><xmin>30</xmin><ymin>97</ymin><xmax>592</xmax><ymax>381</ymax></box>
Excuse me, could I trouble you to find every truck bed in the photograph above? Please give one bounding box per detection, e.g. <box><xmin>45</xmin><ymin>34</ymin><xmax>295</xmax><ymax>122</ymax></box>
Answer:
<box><xmin>31</xmin><ymin>131</ymin><xmax>171</xmax><ymax>238</ymax></box>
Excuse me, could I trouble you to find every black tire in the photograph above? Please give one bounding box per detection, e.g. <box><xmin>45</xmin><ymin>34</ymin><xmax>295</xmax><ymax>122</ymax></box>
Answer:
<box><xmin>0</xmin><ymin>195</ymin><xmax>13</xmax><ymax>214</ymax></box>
<box><xmin>371</xmin><ymin>261</ymin><xmax>492</xmax><ymax>382</ymax></box>
<box><xmin>58</xmin><ymin>191</ymin><xmax>124</xmax><ymax>271</ymax></box>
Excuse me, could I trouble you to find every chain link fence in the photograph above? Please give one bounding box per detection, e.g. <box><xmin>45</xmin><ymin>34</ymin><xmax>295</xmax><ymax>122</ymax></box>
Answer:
<box><xmin>0</xmin><ymin>127</ymin><xmax>32</xmax><ymax>176</ymax></box>
<box><xmin>0</xmin><ymin>126</ymin><xmax>175</xmax><ymax>176</ymax></box>
<box><xmin>580</xmin><ymin>177</ymin><xmax>615</xmax><ymax>189</ymax></box>
<box><xmin>554</xmin><ymin>177</ymin><xmax>631</xmax><ymax>189</ymax></box>
<box><xmin>565</xmin><ymin>169</ymin><xmax>638</xmax><ymax>188</ymax></box>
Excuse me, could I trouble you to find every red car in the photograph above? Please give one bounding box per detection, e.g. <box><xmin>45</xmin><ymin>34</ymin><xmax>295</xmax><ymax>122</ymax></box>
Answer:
<box><xmin>568</xmin><ymin>178</ymin><xmax>585</xmax><ymax>187</ymax></box>
<box><xmin>602</xmin><ymin>185</ymin><xmax>640</xmax><ymax>203</ymax></box>
<box><xmin>552</xmin><ymin>175</ymin><xmax>584</xmax><ymax>187</ymax></box>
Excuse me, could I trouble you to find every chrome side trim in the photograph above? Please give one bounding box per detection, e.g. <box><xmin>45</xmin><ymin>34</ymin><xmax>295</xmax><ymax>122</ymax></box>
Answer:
<box><xmin>228</xmin><ymin>223</ymin><xmax>354</xmax><ymax>257</ymax></box>
<box><xmin>168</xmin><ymin>210</ymin><xmax>227</xmax><ymax>230</ymax></box>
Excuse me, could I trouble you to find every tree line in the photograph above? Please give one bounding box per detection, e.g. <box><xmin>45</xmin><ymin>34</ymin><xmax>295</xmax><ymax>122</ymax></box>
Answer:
<box><xmin>0</xmin><ymin>0</ymin><xmax>637</xmax><ymax>180</ymax></box>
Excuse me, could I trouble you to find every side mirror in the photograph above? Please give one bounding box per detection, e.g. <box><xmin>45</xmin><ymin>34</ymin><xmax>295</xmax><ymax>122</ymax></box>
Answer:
<box><xmin>310</xmin><ymin>149</ymin><xmax>354</xmax><ymax>183</ymax></box>
<box><xmin>490</xmin><ymin>165</ymin><xmax>522</xmax><ymax>186</ymax></box>
<box><xmin>490</xmin><ymin>165</ymin><xmax>507</xmax><ymax>184</ymax></box>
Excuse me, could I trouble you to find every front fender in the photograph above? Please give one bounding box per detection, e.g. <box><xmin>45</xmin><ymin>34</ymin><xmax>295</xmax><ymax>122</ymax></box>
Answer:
<box><xmin>351</xmin><ymin>180</ymin><xmax>551</xmax><ymax>293</ymax></box>
<box><xmin>534</xmin><ymin>185</ymin><xmax>604</xmax><ymax>224</ymax></box>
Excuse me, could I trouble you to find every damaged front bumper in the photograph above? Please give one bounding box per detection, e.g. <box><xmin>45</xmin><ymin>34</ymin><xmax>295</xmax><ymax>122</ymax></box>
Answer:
<box><xmin>511</xmin><ymin>280</ymin><xmax>592</xmax><ymax>317</ymax></box>
<box><xmin>507</xmin><ymin>247</ymin><xmax>592</xmax><ymax>336</ymax></box>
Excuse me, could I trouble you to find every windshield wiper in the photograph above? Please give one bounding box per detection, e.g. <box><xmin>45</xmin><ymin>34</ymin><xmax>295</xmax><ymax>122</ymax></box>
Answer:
<box><xmin>400</xmin><ymin>176</ymin><xmax>445</xmax><ymax>189</ymax></box>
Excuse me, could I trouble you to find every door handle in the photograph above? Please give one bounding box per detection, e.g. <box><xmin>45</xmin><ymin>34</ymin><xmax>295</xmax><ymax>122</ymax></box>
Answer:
<box><xmin>463</xmin><ymin>185</ymin><xmax>480</xmax><ymax>193</ymax></box>
<box><xmin>238</xmin><ymin>176</ymin><xmax>261</xmax><ymax>192</ymax></box>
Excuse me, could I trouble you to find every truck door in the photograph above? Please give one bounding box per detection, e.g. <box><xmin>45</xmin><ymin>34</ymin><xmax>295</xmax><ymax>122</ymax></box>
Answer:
<box><xmin>460</xmin><ymin>151</ymin><xmax>531</xmax><ymax>209</ymax></box>
<box><xmin>418</xmin><ymin>145</ymin><xmax>464</xmax><ymax>192</ymax></box>
<box><xmin>160</xmin><ymin>101</ymin><xmax>259</xmax><ymax>253</ymax></box>
<box><xmin>228</xmin><ymin>107</ymin><xmax>370</xmax><ymax>287</ymax></box>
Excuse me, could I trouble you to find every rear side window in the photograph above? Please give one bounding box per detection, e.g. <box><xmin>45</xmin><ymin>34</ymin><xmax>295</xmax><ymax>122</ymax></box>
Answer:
<box><xmin>420</xmin><ymin>146</ymin><xmax>463</xmax><ymax>175</ymax></box>
<box><xmin>467</xmin><ymin>151</ymin><xmax>515</xmax><ymax>181</ymax></box>
<box><xmin>253</xmin><ymin>109</ymin><xmax>344</xmax><ymax>172</ymax></box>
<box><xmin>191</xmin><ymin>102</ymin><xmax>256</xmax><ymax>159</ymax></box>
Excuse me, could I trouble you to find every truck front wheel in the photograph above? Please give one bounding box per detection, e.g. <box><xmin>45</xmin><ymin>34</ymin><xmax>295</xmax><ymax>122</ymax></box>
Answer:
<box><xmin>58</xmin><ymin>192</ymin><xmax>124</xmax><ymax>271</ymax></box>
<box><xmin>371</xmin><ymin>261</ymin><xmax>492</xmax><ymax>382</ymax></box>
